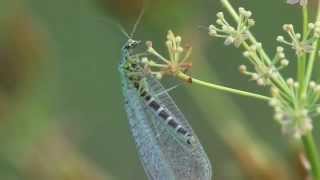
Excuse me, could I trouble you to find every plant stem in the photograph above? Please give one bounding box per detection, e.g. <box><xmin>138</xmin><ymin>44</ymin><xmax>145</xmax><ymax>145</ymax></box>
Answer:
<box><xmin>177</xmin><ymin>72</ymin><xmax>271</xmax><ymax>101</ymax></box>
<box><xmin>304</xmin><ymin>1</ymin><xmax>320</xmax><ymax>94</ymax></box>
<box><xmin>298</xmin><ymin>7</ymin><xmax>308</xmax><ymax>98</ymax></box>
<box><xmin>302</xmin><ymin>6</ymin><xmax>309</xmax><ymax>37</ymax></box>
<box><xmin>302</xmin><ymin>132</ymin><xmax>320</xmax><ymax>180</ymax></box>
<box><xmin>301</xmin><ymin>3</ymin><xmax>320</xmax><ymax>179</ymax></box>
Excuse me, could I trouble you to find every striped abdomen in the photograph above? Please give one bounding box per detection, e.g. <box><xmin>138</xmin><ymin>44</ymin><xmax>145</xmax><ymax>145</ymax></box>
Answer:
<box><xmin>132</xmin><ymin>81</ymin><xmax>194</xmax><ymax>145</ymax></box>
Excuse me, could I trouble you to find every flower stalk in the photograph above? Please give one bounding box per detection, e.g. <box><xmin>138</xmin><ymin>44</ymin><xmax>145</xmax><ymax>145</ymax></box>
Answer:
<box><xmin>177</xmin><ymin>72</ymin><xmax>271</xmax><ymax>101</ymax></box>
<box><xmin>304</xmin><ymin>0</ymin><xmax>320</xmax><ymax>94</ymax></box>
<box><xmin>303</xmin><ymin>132</ymin><xmax>320</xmax><ymax>179</ymax></box>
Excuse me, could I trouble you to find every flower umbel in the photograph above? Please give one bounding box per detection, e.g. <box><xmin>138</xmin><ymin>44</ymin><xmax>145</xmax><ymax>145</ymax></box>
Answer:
<box><xmin>142</xmin><ymin>30</ymin><xmax>192</xmax><ymax>80</ymax></box>
<box><xmin>208</xmin><ymin>7</ymin><xmax>255</xmax><ymax>47</ymax></box>
<box><xmin>239</xmin><ymin>44</ymin><xmax>291</xmax><ymax>86</ymax></box>
<box><xmin>268</xmin><ymin>79</ymin><xmax>319</xmax><ymax>139</ymax></box>
<box><xmin>277</xmin><ymin>23</ymin><xmax>320</xmax><ymax>56</ymax></box>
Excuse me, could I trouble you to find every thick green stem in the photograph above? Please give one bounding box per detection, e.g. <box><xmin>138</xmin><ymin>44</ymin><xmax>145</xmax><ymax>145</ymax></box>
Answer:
<box><xmin>177</xmin><ymin>72</ymin><xmax>271</xmax><ymax>101</ymax></box>
<box><xmin>302</xmin><ymin>132</ymin><xmax>320</xmax><ymax>180</ymax></box>
<box><xmin>302</xmin><ymin>2</ymin><xmax>320</xmax><ymax>179</ymax></box>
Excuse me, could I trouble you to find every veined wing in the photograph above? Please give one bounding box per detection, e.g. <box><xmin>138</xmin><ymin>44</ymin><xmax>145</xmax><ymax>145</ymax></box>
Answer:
<box><xmin>143</xmin><ymin>75</ymin><xmax>212</xmax><ymax>180</ymax></box>
<box><xmin>146</xmin><ymin>76</ymin><xmax>190</xmax><ymax>128</ymax></box>
<box><xmin>123</xmin><ymin>80</ymin><xmax>175</xmax><ymax>180</ymax></box>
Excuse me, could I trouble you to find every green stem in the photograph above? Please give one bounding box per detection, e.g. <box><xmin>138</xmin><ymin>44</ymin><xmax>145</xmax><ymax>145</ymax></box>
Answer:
<box><xmin>304</xmin><ymin>1</ymin><xmax>320</xmax><ymax>94</ymax></box>
<box><xmin>303</xmin><ymin>6</ymin><xmax>309</xmax><ymax>37</ymax></box>
<box><xmin>302</xmin><ymin>2</ymin><xmax>320</xmax><ymax>179</ymax></box>
<box><xmin>302</xmin><ymin>132</ymin><xmax>320</xmax><ymax>180</ymax></box>
<box><xmin>298</xmin><ymin>55</ymin><xmax>306</xmax><ymax>96</ymax></box>
<box><xmin>299</xmin><ymin>7</ymin><xmax>308</xmax><ymax>98</ymax></box>
<box><xmin>177</xmin><ymin>72</ymin><xmax>271</xmax><ymax>101</ymax></box>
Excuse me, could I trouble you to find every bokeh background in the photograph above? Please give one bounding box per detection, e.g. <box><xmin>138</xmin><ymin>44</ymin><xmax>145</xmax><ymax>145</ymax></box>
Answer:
<box><xmin>0</xmin><ymin>0</ymin><xmax>319</xmax><ymax>179</ymax></box>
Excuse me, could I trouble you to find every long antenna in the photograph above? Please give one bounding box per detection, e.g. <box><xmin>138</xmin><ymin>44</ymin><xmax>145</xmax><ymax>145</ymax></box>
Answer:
<box><xmin>96</xmin><ymin>17</ymin><xmax>131</xmax><ymax>39</ymax></box>
<box><xmin>117</xmin><ymin>23</ymin><xmax>130</xmax><ymax>39</ymax></box>
<box><xmin>130</xmin><ymin>6</ymin><xmax>145</xmax><ymax>39</ymax></box>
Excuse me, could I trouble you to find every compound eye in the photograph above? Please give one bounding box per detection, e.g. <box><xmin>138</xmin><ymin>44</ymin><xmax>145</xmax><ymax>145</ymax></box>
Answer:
<box><xmin>128</xmin><ymin>39</ymin><xmax>134</xmax><ymax>44</ymax></box>
<box><xmin>125</xmin><ymin>39</ymin><xmax>140</xmax><ymax>49</ymax></box>
<box><xmin>186</xmin><ymin>139</ymin><xmax>192</xmax><ymax>145</ymax></box>
<box><xmin>130</xmin><ymin>41</ymin><xmax>139</xmax><ymax>48</ymax></box>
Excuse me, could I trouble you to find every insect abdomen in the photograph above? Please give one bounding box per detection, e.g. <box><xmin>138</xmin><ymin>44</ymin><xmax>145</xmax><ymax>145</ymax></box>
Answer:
<box><xmin>134</xmin><ymin>82</ymin><xmax>193</xmax><ymax>145</ymax></box>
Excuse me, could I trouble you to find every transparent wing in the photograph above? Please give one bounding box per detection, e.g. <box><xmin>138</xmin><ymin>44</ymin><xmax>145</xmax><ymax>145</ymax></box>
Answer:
<box><xmin>130</xmin><ymin>77</ymin><xmax>212</xmax><ymax>180</ymax></box>
<box><xmin>122</xmin><ymin>81</ymin><xmax>175</xmax><ymax>180</ymax></box>
<box><xmin>145</xmin><ymin>76</ymin><xmax>190</xmax><ymax>129</ymax></box>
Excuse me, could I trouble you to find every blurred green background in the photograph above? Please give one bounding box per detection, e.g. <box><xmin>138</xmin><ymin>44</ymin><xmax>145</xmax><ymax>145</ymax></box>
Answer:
<box><xmin>0</xmin><ymin>0</ymin><xmax>317</xmax><ymax>179</ymax></box>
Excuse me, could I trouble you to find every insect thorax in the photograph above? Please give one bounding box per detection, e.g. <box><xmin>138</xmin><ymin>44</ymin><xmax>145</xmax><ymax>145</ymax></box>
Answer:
<box><xmin>119</xmin><ymin>39</ymin><xmax>141</xmax><ymax>69</ymax></box>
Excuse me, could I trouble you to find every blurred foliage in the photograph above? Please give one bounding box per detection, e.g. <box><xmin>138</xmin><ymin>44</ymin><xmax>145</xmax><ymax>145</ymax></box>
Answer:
<box><xmin>0</xmin><ymin>0</ymin><xmax>317</xmax><ymax>179</ymax></box>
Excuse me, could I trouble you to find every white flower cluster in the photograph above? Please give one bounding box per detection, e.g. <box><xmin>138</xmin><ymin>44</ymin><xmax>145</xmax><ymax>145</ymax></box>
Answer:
<box><xmin>239</xmin><ymin>43</ymin><xmax>290</xmax><ymax>87</ymax></box>
<box><xmin>141</xmin><ymin>30</ymin><xmax>192</xmax><ymax>79</ymax></box>
<box><xmin>208</xmin><ymin>7</ymin><xmax>255</xmax><ymax>47</ymax></box>
<box><xmin>277</xmin><ymin>22</ymin><xmax>320</xmax><ymax>56</ymax></box>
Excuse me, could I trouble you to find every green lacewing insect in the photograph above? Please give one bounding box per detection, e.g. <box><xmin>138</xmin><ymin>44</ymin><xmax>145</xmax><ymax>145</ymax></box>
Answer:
<box><xmin>118</xmin><ymin>10</ymin><xmax>212</xmax><ymax>180</ymax></box>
